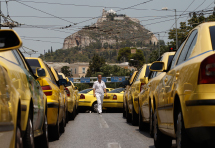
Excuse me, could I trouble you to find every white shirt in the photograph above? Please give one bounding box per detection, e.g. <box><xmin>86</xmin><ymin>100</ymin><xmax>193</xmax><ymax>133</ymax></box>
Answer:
<box><xmin>93</xmin><ymin>80</ymin><xmax>106</xmax><ymax>95</ymax></box>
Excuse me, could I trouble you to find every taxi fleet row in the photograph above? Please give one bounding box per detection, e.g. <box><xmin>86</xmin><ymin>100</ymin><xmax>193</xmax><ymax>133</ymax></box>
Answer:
<box><xmin>124</xmin><ymin>22</ymin><xmax>215</xmax><ymax>148</ymax></box>
<box><xmin>0</xmin><ymin>30</ymin><xmax>78</xmax><ymax>148</ymax></box>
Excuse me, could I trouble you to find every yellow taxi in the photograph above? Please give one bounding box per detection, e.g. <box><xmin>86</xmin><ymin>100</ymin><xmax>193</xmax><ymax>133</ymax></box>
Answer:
<box><xmin>138</xmin><ymin>52</ymin><xmax>175</xmax><ymax>137</ymax></box>
<box><xmin>0</xmin><ymin>64</ymin><xmax>22</xmax><ymax>148</ymax></box>
<box><xmin>78</xmin><ymin>88</ymin><xmax>113</xmax><ymax>112</ymax></box>
<box><xmin>58</xmin><ymin>73</ymin><xmax>77</xmax><ymax>120</ymax></box>
<box><xmin>103</xmin><ymin>88</ymin><xmax>125</xmax><ymax>109</ymax></box>
<box><xmin>123</xmin><ymin>71</ymin><xmax>138</xmax><ymax>117</ymax></box>
<box><xmin>26</xmin><ymin>57</ymin><xmax>66</xmax><ymax>140</ymax></box>
<box><xmin>150</xmin><ymin>22</ymin><xmax>215</xmax><ymax>148</ymax></box>
<box><xmin>0</xmin><ymin>30</ymin><xmax>48</xmax><ymax>147</ymax></box>
<box><xmin>126</xmin><ymin>64</ymin><xmax>151</xmax><ymax>125</ymax></box>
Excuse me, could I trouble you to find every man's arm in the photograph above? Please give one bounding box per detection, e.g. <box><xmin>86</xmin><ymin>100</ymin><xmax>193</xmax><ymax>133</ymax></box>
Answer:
<box><xmin>93</xmin><ymin>88</ymin><xmax>96</xmax><ymax>97</ymax></box>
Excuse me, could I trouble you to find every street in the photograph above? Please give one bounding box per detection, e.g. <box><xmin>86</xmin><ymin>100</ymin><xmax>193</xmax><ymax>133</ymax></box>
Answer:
<box><xmin>49</xmin><ymin>113</ymin><xmax>155</xmax><ymax>148</ymax></box>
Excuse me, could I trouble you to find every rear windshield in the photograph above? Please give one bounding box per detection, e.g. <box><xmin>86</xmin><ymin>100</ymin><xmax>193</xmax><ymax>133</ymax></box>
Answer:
<box><xmin>79</xmin><ymin>88</ymin><xmax>93</xmax><ymax>94</ymax></box>
<box><xmin>210</xmin><ymin>26</ymin><xmax>215</xmax><ymax>50</ymax></box>
<box><xmin>167</xmin><ymin>55</ymin><xmax>174</xmax><ymax>67</ymax></box>
<box><xmin>26</xmin><ymin>59</ymin><xmax>41</xmax><ymax>74</ymax></box>
<box><xmin>145</xmin><ymin>66</ymin><xmax>150</xmax><ymax>77</ymax></box>
<box><xmin>59</xmin><ymin>74</ymin><xmax>63</xmax><ymax>79</ymax></box>
<box><xmin>108</xmin><ymin>88</ymin><xmax>125</xmax><ymax>93</ymax></box>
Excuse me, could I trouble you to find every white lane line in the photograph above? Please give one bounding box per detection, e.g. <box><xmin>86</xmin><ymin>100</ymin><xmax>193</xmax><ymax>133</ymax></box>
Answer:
<box><xmin>98</xmin><ymin>115</ymin><xmax>109</xmax><ymax>128</ymax></box>
<box><xmin>108</xmin><ymin>143</ymin><xmax>121</xmax><ymax>148</ymax></box>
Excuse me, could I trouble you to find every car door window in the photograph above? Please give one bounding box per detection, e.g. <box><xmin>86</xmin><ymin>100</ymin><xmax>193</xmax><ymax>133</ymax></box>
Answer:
<box><xmin>135</xmin><ymin>68</ymin><xmax>143</xmax><ymax>82</ymax></box>
<box><xmin>176</xmin><ymin>30</ymin><xmax>198</xmax><ymax>65</ymax></box>
<box><xmin>185</xmin><ymin>33</ymin><xmax>198</xmax><ymax>60</ymax></box>
<box><xmin>44</xmin><ymin>64</ymin><xmax>57</xmax><ymax>84</ymax></box>
<box><xmin>170</xmin><ymin>42</ymin><xmax>185</xmax><ymax>70</ymax></box>
<box><xmin>12</xmin><ymin>50</ymin><xmax>26</xmax><ymax>69</ymax></box>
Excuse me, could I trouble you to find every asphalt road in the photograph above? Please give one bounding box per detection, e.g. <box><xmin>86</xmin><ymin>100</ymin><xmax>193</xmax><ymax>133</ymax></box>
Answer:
<box><xmin>49</xmin><ymin>113</ymin><xmax>156</xmax><ymax>148</ymax></box>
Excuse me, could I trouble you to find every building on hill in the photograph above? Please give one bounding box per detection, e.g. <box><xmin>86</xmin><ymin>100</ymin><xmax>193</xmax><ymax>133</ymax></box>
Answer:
<box><xmin>46</xmin><ymin>62</ymin><xmax>135</xmax><ymax>78</ymax></box>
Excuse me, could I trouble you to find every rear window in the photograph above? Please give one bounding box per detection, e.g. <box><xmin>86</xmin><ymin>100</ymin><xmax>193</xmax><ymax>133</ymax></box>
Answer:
<box><xmin>79</xmin><ymin>88</ymin><xmax>93</xmax><ymax>94</ymax></box>
<box><xmin>167</xmin><ymin>55</ymin><xmax>174</xmax><ymax>67</ymax></box>
<box><xmin>210</xmin><ymin>26</ymin><xmax>215</xmax><ymax>50</ymax></box>
<box><xmin>145</xmin><ymin>66</ymin><xmax>150</xmax><ymax>77</ymax></box>
<box><xmin>108</xmin><ymin>88</ymin><xmax>125</xmax><ymax>93</ymax></box>
<box><xmin>59</xmin><ymin>74</ymin><xmax>63</xmax><ymax>79</ymax></box>
<box><xmin>26</xmin><ymin>59</ymin><xmax>41</xmax><ymax>74</ymax></box>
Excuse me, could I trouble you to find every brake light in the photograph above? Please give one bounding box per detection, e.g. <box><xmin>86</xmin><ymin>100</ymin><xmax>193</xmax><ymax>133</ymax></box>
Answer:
<box><xmin>41</xmin><ymin>85</ymin><xmax>52</xmax><ymax>96</ymax></box>
<box><xmin>113</xmin><ymin>95</ymin><xmax>117</xmax><ymax>100</ymax></box>
<box><xmin>65</xmin><ymin>88</ymin><xmax>70</xmax><ymax>97</ymax></box>
<box><xmin>140</xmin><ymin>83</ymin><xmax>145</xmax><ymax>92</ymax></box>
<box><xmin>199</xmin><ymin>54</ymin><xmax>215</xmax><ymax>84</ymax></box>
<box><xmin>80</xmin><ymin>94</ymin><xmax>85</xmax><ymax>99</ymax></box>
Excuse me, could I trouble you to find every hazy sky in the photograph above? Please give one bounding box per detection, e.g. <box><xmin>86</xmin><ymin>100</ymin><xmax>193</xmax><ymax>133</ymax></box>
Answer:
<box><xmin>1</xmin><ymin>0</ymin><xmax>213</xmax><ymax>57</ymax></box>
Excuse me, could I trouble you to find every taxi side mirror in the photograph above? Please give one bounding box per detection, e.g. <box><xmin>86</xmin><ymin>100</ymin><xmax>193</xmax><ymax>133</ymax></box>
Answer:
<box><xmin>150</xmin><ymin>61</ymin><xmax>165</xmax><ymax>72</ymax></box>
<box><xmin>0</xmin><ymin>30</ymin><xmax>22</xmax><ymax>51</ymax></box>
<box><xmin>140</xmin><ymin>77</ymin><xmax>148</xmax><ymax>84</ymax></box>
<box><xmin>35</xmin><ymin>68</ymin><xmax>46</xmax><ymax>77</ymax></box>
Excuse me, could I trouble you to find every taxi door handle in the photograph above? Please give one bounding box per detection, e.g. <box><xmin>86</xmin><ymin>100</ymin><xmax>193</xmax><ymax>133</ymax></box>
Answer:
<box><xmin>176</xmin><ymin>72</ymin><xmax>179</xmax><ymax>77</ymax></box>
<box><xmin>148</xmin><ymin>84</ymin><xmax>151</xmax><ymax>87</ymax></box>
<box><xmin>164</xmin><ymin>78</ymin><xmax>168</xmax><ymax>82</ymax></box>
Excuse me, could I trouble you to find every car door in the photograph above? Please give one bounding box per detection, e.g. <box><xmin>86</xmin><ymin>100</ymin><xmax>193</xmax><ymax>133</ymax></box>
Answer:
<box><xmin>160</xmin><ymin>30</ymin><xmax>198</xmax><ymax>130</ymax></box>
<box><xmin>13</xmin><ymin>49</ymin><xmax>44</xmax><ymax>131</ymax></box>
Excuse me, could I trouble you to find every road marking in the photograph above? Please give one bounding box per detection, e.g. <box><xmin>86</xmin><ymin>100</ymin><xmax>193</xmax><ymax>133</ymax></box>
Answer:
<box><xmin>98</xmin><ymin>115</ymin><xmax>109</xmax><ymax>128</ymax></box>
<box><xmin>108</xmin><ymin>143</ymin><xmax>121</xmax><ymax>148</ymax></box>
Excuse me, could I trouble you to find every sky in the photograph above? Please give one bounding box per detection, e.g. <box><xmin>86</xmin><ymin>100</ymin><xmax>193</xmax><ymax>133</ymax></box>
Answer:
<box><xmin>1</xmin><ymin>0</ymin><xmax>214</xmax><ymax>57</ymax></box>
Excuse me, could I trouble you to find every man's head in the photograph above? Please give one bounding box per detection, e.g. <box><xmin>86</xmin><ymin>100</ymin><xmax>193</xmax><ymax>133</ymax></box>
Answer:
<box><xmin>98</xmin><ymin>74</ymin><xmax>102</xmax><ymax>81</ymax></box>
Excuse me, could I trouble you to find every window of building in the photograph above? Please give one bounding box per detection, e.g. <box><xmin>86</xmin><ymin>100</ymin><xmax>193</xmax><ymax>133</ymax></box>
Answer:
<box><xmin>75</xmin><ymin>68</ymin><xmax>76</xmax><ymax>74</ymax></box>
<box><xmin>71</xmin><ymin>69</ymin><xmax>72</xmax><ymax>74</ymax></box>
<box><xmin>82</xmin><ymin>68</ymin><xmax>85</xmax><ymax>74</ymax></box>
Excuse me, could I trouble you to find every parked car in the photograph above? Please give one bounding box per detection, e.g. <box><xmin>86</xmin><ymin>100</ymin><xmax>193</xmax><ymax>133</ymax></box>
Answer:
<box><xmin>126</xmin><ymin>64</ymin><xmax>151</xmax><ymax>125</ymax></box>
<box><xmin>26</xmin><ymin>57</ymin><xmax>66</xmax><ymax>140</ymax></box>
<box><xmin>78</xmin><ymin>88</ymin><xmax>113</xmax><ymax>112</ymax></box>
<box><xmin>103</xmin><ymin>88</ymin><xmax>125</xmax><ymax>109</ymax></box>
<box><xmin>0</xmin><ymin>30</ymin><xmax>48</xmax><ymax>147</ymax></box>
<box><xmin>123</xmin><ymin>71</ymin><xmax>138</xmax><ymax>118</ymax></box>
<box><xmin>151</xmin><ymin>22</ymin><xmax>215</xmax><ymax>148</ymax></box>
<box><xmin>57</xmin><ymin>72</ymin><xmax>77</xmax><ymax>120</ymax></box>
<box><xmin>138</xmin><ymin>52</ymin><xmax>175</xmax><ymax>137</ymax></box>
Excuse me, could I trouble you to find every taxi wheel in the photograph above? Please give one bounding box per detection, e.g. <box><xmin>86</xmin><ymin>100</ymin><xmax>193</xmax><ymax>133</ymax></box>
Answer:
<box><xmin>16</xmin><ymin>124</ymin><xmax>23</xmax><ymax>148</ymax></box>
<box><xmin>50</xmin><ymin>116</ymin><xmax>60</xmax><ymax>140</ymax></box>
<box><xmin>132</xmin><ymin>105</ymin><xmax>139</xmax><ymax>126</ymax></box>
<box><xmin>126</xmin><ymin>104</ymin><xmax>132</xmax><ymax>123</ymax></box>
<box><xmin>59</xmin><ymin>113</ymin><xmax>65</xmax><ymax>133</ymax></box>
<box><xmin>35</xmin><ymin>115</ymin><xmax>49</xmax><ymax>148</ymax></box>
<box><xmin>92</xmin><ymin>102</ymin><xmax>98</xmax><ymax>113</ymax></box>
<box><xmin>139</xmin><ymin>107</ymin><xmax>147</xmax><ymax>131</ymax></box>
<box><xmin>154</xmin><ymin>110</ymin><xmax>172</xmax><ymax>148</ymax></box>
<box><xmin>23</xmin><ymin>114</ymin><xmax>35</xmax><ymax>148</ymax></box>
<box><xmin>123</xmin><ymin>103</ymin><xmax>126</xmax><ymax>118</ymax></box>
<box><xmin>149</xmin><ymin>108</ymin><xmax>154</xmax><ymax>138</ymax></box>
<box><xmin>176</xmin><ymin>112</ymin><xmax>193</xmax><ymax>148</ymax></box>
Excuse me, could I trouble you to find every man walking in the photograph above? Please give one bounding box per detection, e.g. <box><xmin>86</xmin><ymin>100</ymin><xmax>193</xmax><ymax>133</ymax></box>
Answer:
<box><xmin>93</xmin><ymin>74</ymin><xmax>107</xmax><ymax>114</ymax></box>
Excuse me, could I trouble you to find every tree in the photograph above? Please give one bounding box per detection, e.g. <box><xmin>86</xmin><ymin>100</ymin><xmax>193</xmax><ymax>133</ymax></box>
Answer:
<box><xmin>85</xmin><ymin>54</ymin><xmax>106</xmax><ymax>77</ymax></box>
<box><xmin>103</xmin><ymin>42</ymin><xmax>109</xmax><ymax>49</ymax></box>
<box><xmin>51</xmin><ymin>46</ymin><xmax>53</xmax><ymax>53</ymax></box>
<box><xmin>129</xmin><ymin>49</ymin><xmax>145</xmax><ymax>69</ymax></box>
<box><xmin>61</xmin><ymin>66</ymin><xmax>72</xmax><ymax>77</ymax></box>
<box><xmin>117</xmin><ymin>47</ymin><xmax>131</xmax><ymax>62</ymax></box>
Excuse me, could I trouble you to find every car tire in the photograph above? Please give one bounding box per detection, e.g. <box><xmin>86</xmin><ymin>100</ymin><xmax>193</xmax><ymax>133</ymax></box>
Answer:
<box><xmin>66</xmin><ymin>109</ymin><xmax>69</xmax><ymax>124</ymax></box>
<box><xmin>132</xmin><ymin>104</ymin><xmax>139</xmax><ymax>126</ymax></box>
<box><xmin>123</xmin><ymin>103</ymin><xmax>126</xmax><ymax>118</ymax></box>
<box><xmin>49</xmin><ymin>115</ymin><xmax>60</xmax><ymax>140</ymax></box>
<box><xmin>23</xmin><ymin>113</ymin><xmax>35</xmax><ymax>148</ymax></box>
<box><xmin>139</xmin><ymin>107</ymin><xmax>147</xmax><ymax>131</ymax></box>
<box><xmin>35</xmin><ymin>115</ymin><xmax>49</xmax><ymax>148</ymax></box>
<box><xmin>154</xmin><ymin>110</ymin><xmax>172</xmax><ymax>148</ymax></box>
<box><xmin>16</xmin><ymin>123</ymin><xmax>23</xmax><ymax>148</ymax></box>
<box><xmin>92</xmin><ymin>102</ymin><xmax>98</xmax><ymax>113</ymax></box>
<box><xmin>176</xmin><ymin>112</ymin><xmax>194</xmax><ymax>148</ymax></box>
<box><xmin>59</xmin><ymin>112</ymin><xmax>65</xmax><ymax>133</ymax></box>
<box><xmin>149</xmin><ymin>108</ymin><xmax>154</xmax><ymax>138</ymax></box>
<box><xmin>126</xmin><ymin>104</ymin><xmax>132</xmax><ymax>123</ymax></box>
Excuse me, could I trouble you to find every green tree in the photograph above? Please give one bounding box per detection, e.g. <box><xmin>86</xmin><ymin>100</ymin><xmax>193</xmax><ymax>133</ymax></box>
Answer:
<box><xmin>86</xmin><ymin>54</ymin><xmax>106</xmax><ymax>77</ymax></box>
<box><xmin>129</xmin><ymin>49</ymin><xmax>145</xmax><ymax>69</ymax></box>
<box><xmin>61</xmin><ymin>66</ymin><xmax>72</xmax><ymax>77</ymax></box>
<box><xmin>103</xmin><ymin>42</ymin><xmax>109</xmax><ymax>49</ymax></box>
<box><xmin>117</xmin><ymin>47</ymin><xmax>131</xmax><ymax>62</ymax></box>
